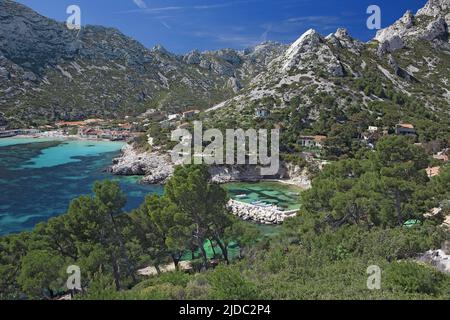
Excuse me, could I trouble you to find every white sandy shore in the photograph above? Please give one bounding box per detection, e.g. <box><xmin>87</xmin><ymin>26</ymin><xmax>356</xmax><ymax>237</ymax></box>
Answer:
<box><xmin>12</xmin><ymin>132</ymin><xmax>121</xmax><ymax>143</ymax></box>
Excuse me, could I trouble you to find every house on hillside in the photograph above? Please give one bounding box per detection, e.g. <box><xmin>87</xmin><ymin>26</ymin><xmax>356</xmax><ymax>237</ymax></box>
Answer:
<box><xmin>140</xmin><ymin>109</ymin><xmax>167</xmax><ymax>121</ymax></box>
<box><xmin>433</xmin><ymin>150</ymin><xmax>449</xmax><ymax>163</ymax></box>
<box><xmin>426</xmin><ymin>166</ymin><xmax>441</xmax><ymax>178</ymax></box>
<box><xmin>168</xmin><ymin>114</ymin><xmax>180</xmax><ymax>121</ymax></box>
<box><xmin>79</xmin><ymin>128</ymin><xmax>100</xmax><ymax>139</ymax></box>
<box><xmin>395</xmin><ymin>123</ymin><xmax>416</xmax><ymax>136</ymax></box>
<box><xmin>298</xmin><ymin>135</ymin><xmax>327</xmax><ymax>149</ymax></box>
<box><xmin>182</xmin><ymin>109</ymin><xmax>200</xmax><ymax>120</ymax></box>
<box><xmin>255</xmin><ymin>108</ymin><xmax>270</xmax><ymax>119</ymax></box>
<box><xmin>361</xmin><ymin>126</ymin><xmax>388</xmax><ymax>148</ymax></box>
<box><xmin>118</xmin><ymin>123</ymin><xmax>133</xmax><ymax>131</ymax></box>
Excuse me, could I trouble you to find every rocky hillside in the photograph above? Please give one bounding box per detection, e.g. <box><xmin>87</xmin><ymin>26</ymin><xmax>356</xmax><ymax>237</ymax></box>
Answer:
<box><xmin>0</xmin><ymin>0</ymin><xmax>284</xmax><ymax>126</ymax></box>
<box><xmin>206</xmin><ymin>0</ymin><xmax>450</xmax><ymax>150</ymax></box>
<box><xmin>1</xmin><ymin>0</ymin><xmax>449</xmax><ymax>139</ymax></box>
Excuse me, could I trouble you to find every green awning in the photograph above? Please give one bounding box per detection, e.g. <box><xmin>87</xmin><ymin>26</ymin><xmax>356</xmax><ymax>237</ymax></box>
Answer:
<box><xmin>403</xmin><ymin>219</ymin><xmax>421</xmax><ymax>227</ymax></box>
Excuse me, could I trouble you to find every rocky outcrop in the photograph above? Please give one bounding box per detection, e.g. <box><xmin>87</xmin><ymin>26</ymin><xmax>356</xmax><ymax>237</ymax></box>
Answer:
<box><xmin>282</xmin><ymin>29</ymin><xmax>322</xmax><ymax>72</ymax></box>
<box><xmin>0</xmin><ymin>66</ymin><xmax>9</xmax><ymax>79</ymax></box>
<box><xmin>108</xmin><ymin>145</ymin><xmax>312</xmax><ymax>188</ymax></box>
<box><xmin>327</xmin><ymin>28</ymin><xmax>364</xmax><ymax>53</ymax></box>
<box><xmin>226</xmin><ymin>77</ymin><xmax>242</xmax><ymax>93</ymax></box>
<box><xmin>417</xmin><ymin>0</ymin><xmax>450</xmax><ymax>17</ymax></box>
<box><xmin>227</xmin><ymin>199</ymin><xmax>298</xmax><ymax>224</ymax></box>
<box><xmin>375</xmin><ymin>11</ymin><xmax>415</xmax><ymax>45</ymax></box>
<box><xmin>107</xmin><ymin>144</ymin><xmax>174</xmax><ymax>184</ymax></box>
<box><xmin>421</xmin><ymin>17</ymin><xmax>448</xmax><ymax>41</ymax></box>
<box><xmin>279</xmin><ymin>163</ymin><xmax>312</xmax><ymax>189</ymax></box>
<box><xmin>419</xmin><ymin>249</ymin><xmax>450</xmax><ymax>274</ymax></box>
<box><xmin>375</xmin><ymin>1</ymin><xmax>449</xmax><ymax>53</ymax></box>
<box><xmin>377</xmin><ymin>35</ymin><xmax>405</xmax><ymax>55</ymax></box>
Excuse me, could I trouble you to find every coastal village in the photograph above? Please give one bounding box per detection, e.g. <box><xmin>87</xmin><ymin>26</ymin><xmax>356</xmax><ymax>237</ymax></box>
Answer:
<box><xmin>1</xmin><ymin>0</ymin><xmax>450</xmax><ymax>302</ymax></box>
<box><xmin>0</xmin><ymin>108</ymin><xmax>202</xmax><ymax>141</ymax></box>
<box><xmin>1</xmin><ymin>107</ymin><xmax>448</xmax><ymax>180</ymax></box>
<box><xmin>7</xmin><ymin>105</ymin><xmax>449</xmax><ymax>230</ymax></box>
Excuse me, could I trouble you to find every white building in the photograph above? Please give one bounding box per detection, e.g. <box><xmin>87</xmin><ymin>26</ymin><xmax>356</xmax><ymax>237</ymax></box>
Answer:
<box><xmin>255</xmin><ymin>108</ymin><xmax>269</xmax><ymax>119</ymax></box>
<box><xmin>368</xmin><ymin>126</ymin><xmax>378</xmax><ymax>133</ymax></box>
<box><xmin>298</xmin><ymin>135</ymin><xmax>327</xmax><ymax>149</ymax></box>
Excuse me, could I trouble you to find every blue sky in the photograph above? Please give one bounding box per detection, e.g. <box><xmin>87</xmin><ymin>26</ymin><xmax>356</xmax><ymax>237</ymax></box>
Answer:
<box><xmin>16</xmin><ymin>0</ymin><xmax>428</xmax><ymax>53</ymax></box>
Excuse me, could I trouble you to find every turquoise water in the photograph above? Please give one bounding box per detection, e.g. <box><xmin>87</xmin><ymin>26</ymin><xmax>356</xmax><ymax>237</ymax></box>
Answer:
<box><xmin>223</xmin><ymin>182</ymin><xmax>302</xmax><ymax>211</ymax></box>
<box><xmin>0</xmin><ymin>137</ymin><xmax>60</xmax><ymax>148</ymax></box>
<box><xmin>0</xmin><ymin>138</ymin><xmax>163</xmax><ymax>235</ymax></box>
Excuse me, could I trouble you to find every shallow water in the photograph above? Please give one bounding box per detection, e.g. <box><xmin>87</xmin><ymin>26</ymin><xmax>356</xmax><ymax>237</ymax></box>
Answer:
<box><xmin>223</xmin><ymin>181</ymin><xmax>302</xmax><ymax>211</ymax></box>
<box><xmin>0</xmin><ymin>138</ymin><xmax>298</xmax><ymax>236</ymax></box>
<box><xmin>0</xmin><ymin>138</ymin><xmax>163</xmax><ymax>235</ymax></box>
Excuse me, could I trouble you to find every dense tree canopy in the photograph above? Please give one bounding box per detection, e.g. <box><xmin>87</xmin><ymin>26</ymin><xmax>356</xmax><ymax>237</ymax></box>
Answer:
<box><xmin>302</xmin><ymin>136</ymin><xmax>438</xmax><ymax>228</ymax></box>
<box><xmin>0</xmin><ymin>155</ymin><xmax>448</xmax><ymax>300</ymax></box>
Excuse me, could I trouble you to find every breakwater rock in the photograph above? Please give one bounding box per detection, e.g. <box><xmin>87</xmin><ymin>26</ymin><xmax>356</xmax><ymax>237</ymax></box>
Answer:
<box><xmin>227</xmin><ymin>199</ymin><xmax>298</xmax><ymax>225</ymax></box>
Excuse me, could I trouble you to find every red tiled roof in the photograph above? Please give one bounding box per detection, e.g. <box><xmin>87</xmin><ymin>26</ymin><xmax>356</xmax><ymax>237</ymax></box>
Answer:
<box><xmin>56</xmin><ymin>121</ymin><xmax>85</xmax><ymax>127</ymax></box>
<box><xmin>426</xmin><ymin>166</ymin><xmax>441</xmax><ymax>178</ymax></box>
<box><xmin>398</xmin><ymin>123</ymin><xmax>414</xmax><ymax>129</ymax></box>
<box><xmin>313</xmin><ymin>135</ymin><xmax>327</xmax><ymax>142</ymax></box>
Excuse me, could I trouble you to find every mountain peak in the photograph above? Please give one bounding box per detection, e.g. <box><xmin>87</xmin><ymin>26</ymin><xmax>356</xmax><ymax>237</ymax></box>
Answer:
<box><xmin>417</xmin><ymin>0</ymin><xmax>450</xmax><ymax>17</ymax></box>
<box><xmin>281</xmin><ymin>29</ymin><xmax>328</xmax><ymax>72</ymax></box>
<box><xmin>400</xmin><ymin>10</ymin><xmax>415</xmax><ymax>27</ymax></box>
<box><xmin>334</xmin><ymin>28</ymin><xmax>350</xmax><ymax>39</ymax></box>
<box><xmin>374</xmin><ymin>0</ymin><xmax>450</xmax><ymax>52</ymax></box>
<box><xmin>151</xmin><ymin>44</ymin><xmax>169</xmax><ymax>54</ymax></box>
<box><xmin>285</xmin><ymin>29</ymin><xmax>321</xmax><ymax>58</ymax></box>
<box><xmin>327</xmin><ymin>28</ymin><xmax>364</xmax><ymax>53</ymax></box>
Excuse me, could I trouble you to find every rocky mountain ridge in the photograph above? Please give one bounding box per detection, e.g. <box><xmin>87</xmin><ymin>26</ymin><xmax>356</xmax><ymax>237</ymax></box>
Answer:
<box><xmin>206</xmin><ymin>0</ymin><xmax>450</xmax><ymax>138</ymax></box>
<box><xmin>1</xmin><ymin>0</ymin><xmax>449</xmax><ymax>151</ymax></box>
<box><xmin>0</xmin><ymin>0</ymin><xmax>285</xmax><ymax>125</ymax></box>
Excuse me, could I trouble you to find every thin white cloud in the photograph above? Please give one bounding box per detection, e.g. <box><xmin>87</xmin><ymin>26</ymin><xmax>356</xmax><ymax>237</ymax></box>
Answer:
<box><xmin>191</xmin><ymin>31</ymin><xmax>261</xmax><ymax>48</ymax></box>
<box><xmin>193</xmin><ymin>1</ymin><xmax>253</xmax><ymax>10</ymax></box>
<box><xmin>260</xmin><ymin>24</ymin><xmax>272</xmax><ymax>42</ymax></box>
<box><xmin>133</xmin><ymin>0</ymin><xmax>147</xmax><ymax>9</ymax></box>
<box><xmin>160</xmin><ymin>20</ymin><xmax>172</xmax><ymax>30</ymax></box>
<box><xmin>263</xmin><ymin>15</ymin><xmax>342</xmax><ymax>35</ymax></box>
<box><xmin>120</xmin><ymin>0</ymin><xmax>259</xmax><ymax>15</ymax></box>
<box><xmin>117</xmin><ymin>6</ymin><xmax>184</xmax><ymax>14</ymax></box>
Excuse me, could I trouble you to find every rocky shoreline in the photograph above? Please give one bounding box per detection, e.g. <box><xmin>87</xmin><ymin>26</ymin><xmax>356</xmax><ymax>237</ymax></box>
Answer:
<box><xmin>107</xmin><ymin>143</ymin><xmax>312</xmax><ymax>188</ymax></box>
<box><xmin>106</xmin><ymin>144</ymin><xmax>174</xmax><ymax>184</ymax></box>
<box><xmin>106</xmin><ymin>145</ymin><xmax>307</xmax><ymax>224</ymax></box>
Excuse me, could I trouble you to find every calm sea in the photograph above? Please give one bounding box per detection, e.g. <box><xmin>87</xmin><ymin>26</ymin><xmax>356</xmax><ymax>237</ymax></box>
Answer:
<box><xmin>0</xmin><ymin>138</ymin><xmax>163</xmax><ymax>235</ymax></box>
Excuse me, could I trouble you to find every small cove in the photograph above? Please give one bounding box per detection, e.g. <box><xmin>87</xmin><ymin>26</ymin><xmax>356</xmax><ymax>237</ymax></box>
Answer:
<box><xmin>0</xmin><ymin>138</ymin><xmax>301</xmax><ymax>236</ymax></box>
